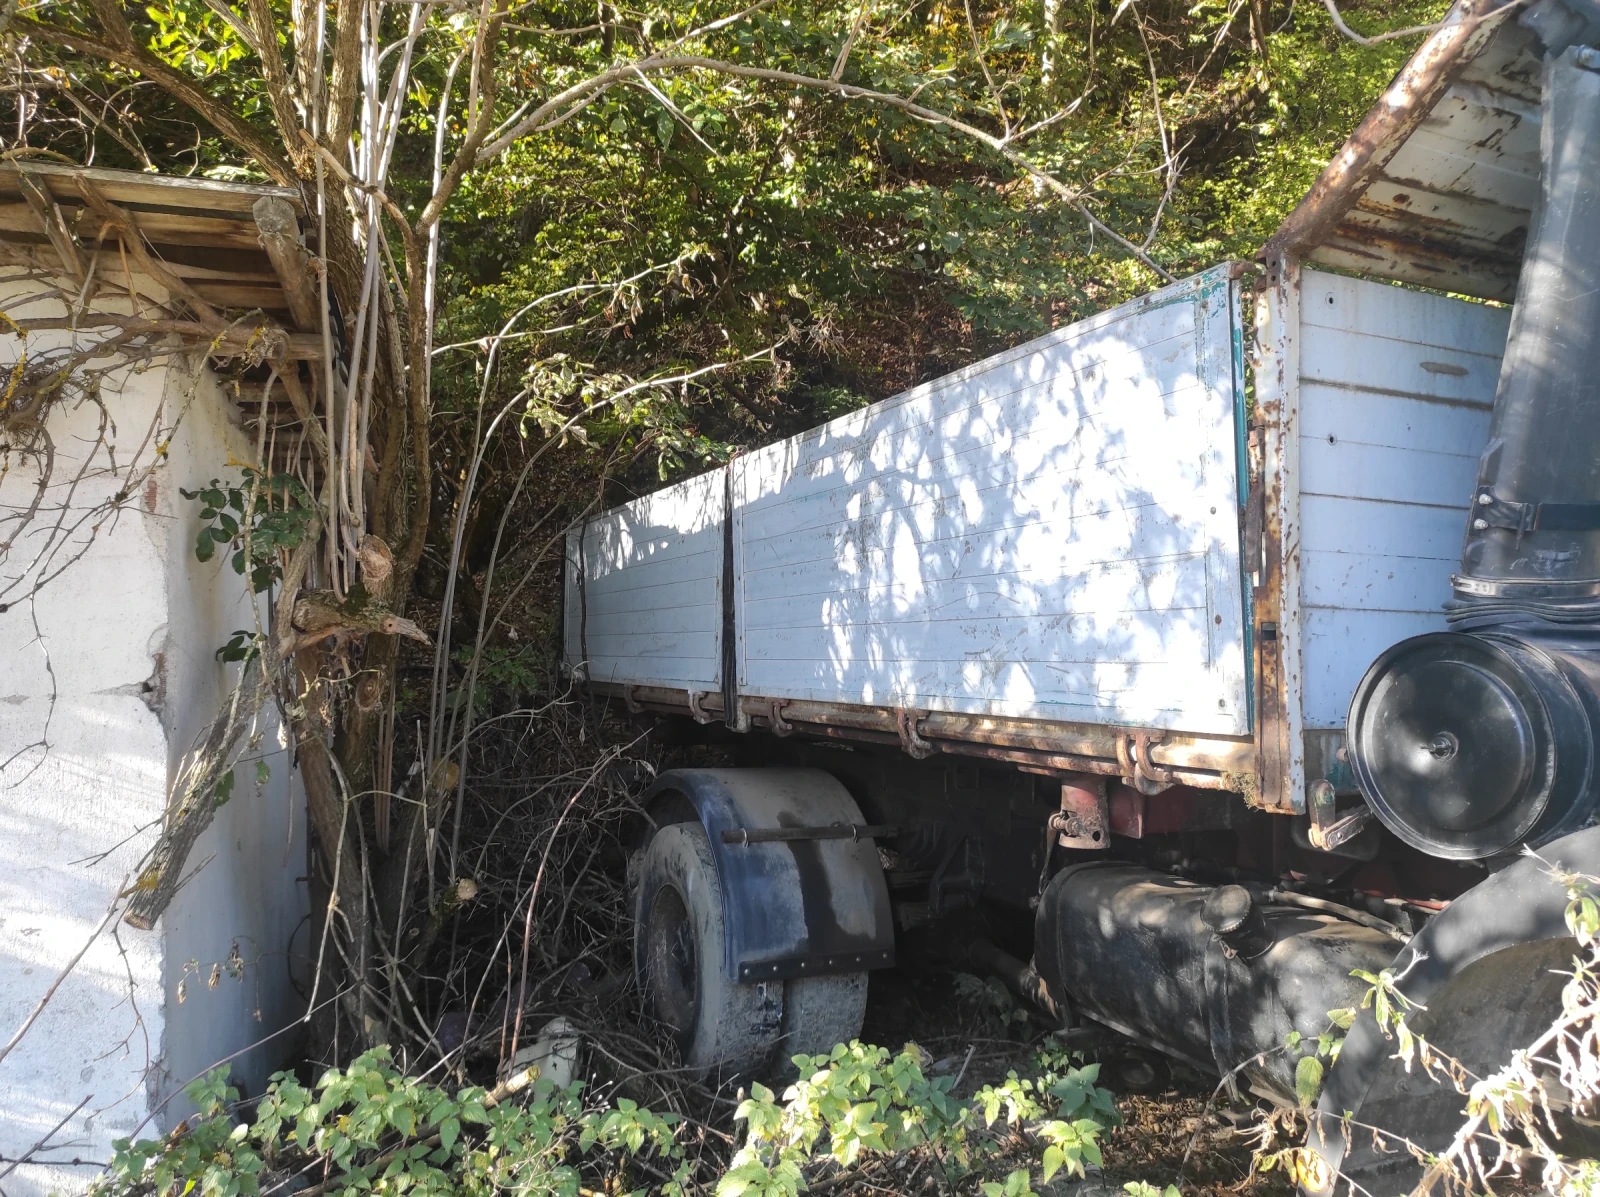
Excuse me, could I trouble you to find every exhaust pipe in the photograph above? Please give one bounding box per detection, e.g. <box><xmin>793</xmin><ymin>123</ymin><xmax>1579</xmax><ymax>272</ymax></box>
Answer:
<box><xmin>1347</xmin><ymin>44</ymin><xmax>1600</xmax><ymax>859</ymax></box>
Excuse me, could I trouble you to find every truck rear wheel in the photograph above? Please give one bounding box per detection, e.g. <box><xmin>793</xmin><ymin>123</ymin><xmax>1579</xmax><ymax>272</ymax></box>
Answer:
<box><xmin>634</xmin><ymin>821</ymin><xmax>870</xmax><ymax>1080</ymax></box>
<box><xmin>635</xmin><ymin>822</ymin><xmax>783</xmax><ymax>1078</ymax></box>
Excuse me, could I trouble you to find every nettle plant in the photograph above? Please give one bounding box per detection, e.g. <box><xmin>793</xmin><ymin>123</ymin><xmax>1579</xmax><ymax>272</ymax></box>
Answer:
<box><xmin>100</xmin><ymin>1040</ymin><xmax>1133</xmax><ymax>1197</ymax></box>
<box><xmin>718</xmin><ymin>1041</ymin><xmax>1121</xmax><ymax>1197</ymax></box>
<box><xmin>100</xmin><ymin>1047</ymin><xmax>684</xmax><ymax>1197</ymax></box>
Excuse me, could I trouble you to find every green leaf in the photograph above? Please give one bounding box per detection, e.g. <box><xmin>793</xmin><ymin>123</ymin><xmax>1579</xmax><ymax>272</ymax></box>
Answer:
<box><xmin>1041</xmin><ymin>1144</ymin><xmax>1064</xmax><ymax>1182</ymax></box>
<box><xmin>437</xmin><ymin>1115</ymin><xmax>459</xmax><ymax>1153</ymax></box>
<box><xmin>1295</xmin><ymin>1054</ymin><xmax>1324</xmax><ymax>1108</ymax></box>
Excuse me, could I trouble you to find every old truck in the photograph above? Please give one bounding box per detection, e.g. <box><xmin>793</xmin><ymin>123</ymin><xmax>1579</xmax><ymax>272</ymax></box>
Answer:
<box><xmin>564</xmin><ymin>1</ymin><xmax>1600</xmax><ymax>1189</ymax></box>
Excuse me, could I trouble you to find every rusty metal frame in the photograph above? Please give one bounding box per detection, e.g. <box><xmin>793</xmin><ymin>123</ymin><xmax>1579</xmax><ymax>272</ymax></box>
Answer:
<box><xmin>1251</xmin><ymin>254</ymin><xmax>1306</xmax><ymax>813</ymax></box>
<box><xmin>590</xmin><ymin>680</ymin><xmax>1255</xmax><ymax>790</ymax></box>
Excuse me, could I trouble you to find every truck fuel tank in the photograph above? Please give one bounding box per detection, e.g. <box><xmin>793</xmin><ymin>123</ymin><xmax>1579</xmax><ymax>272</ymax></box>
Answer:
<box><xmin>1034</xmin><ymin>862</ymin><xmax>1398</xmax><ymax>1107</ymax></box>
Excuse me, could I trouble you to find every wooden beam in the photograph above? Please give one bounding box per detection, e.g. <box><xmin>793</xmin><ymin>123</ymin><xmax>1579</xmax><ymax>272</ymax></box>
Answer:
<box><xmin>252</xmin><ymin>195</ymin><xmax>320</xmax><ymax>332</ymax></box>
<box><xmin>0</xmin><ymin>160</ymin><xmax>302</xmax><ymax>218</ymax></box>
<box><xmin>16</xmin><ymin>168</ymin><xmax>86</xmax><ymax>283</ymax></box>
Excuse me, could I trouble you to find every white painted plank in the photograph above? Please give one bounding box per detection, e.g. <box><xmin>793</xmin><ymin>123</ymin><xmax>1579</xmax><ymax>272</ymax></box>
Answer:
<box><xmin>1300</xmin><ymin>269</ymin><xmax>1512</xmax><ymax>350</ymax></box>
<box><xmin>1300</xmin><ymin>435</ymin><xmax>1479</xmax><ymax>509</ymax></box>
<box><xmin>1301</xmin><ymin>550</ymin><xmax>1456</xmax><ymax>614</ymax></box>
<box><xmin>1299</xmin><ymin>493</ymin><xmax>1467</xmax><ymax>559</ymax></box>
<box><xmin>733</xmin><ymin>266</ymin><xmax>1248</xmax><ymax>734</ymax></box>
<box><xmin>1296</xmin><ymin>271</ymin><xmax>1499</xmax><ymax>733</ymax></box>
<box><xmin>1298</xmin><ymin>383</ymin><xmax>1494</xmax><ymax>457</ymax></box>
<box><xmin>739</xmin><ymin>656</ymin><xmax>1232</xmax><ymax>724</ymax></box>
<box><xmin>565</xmin><ymin>467</ymin><xmax>725</xmax><ymax>689</ymax></box>
<box><xmin>1300</xmin><ymin>325</ymin><xmax>1502</xmax><ymax>407</ymax></box>
<box><xmin>744</xmin><ymin>555</ymin><xmax>1209</xmax><ymax>634</ymax></box>
<box><xmin>739</xmin><ymin>486</ymin><xmax>1204</xmax><ymax>581</ymax></box>
<box><xmin>1302</xmin><ymin>609</ymin><xmax>1452</xmax><ymax>728</ymax></box>
<box><xmin>737</xmin><ymin>391</ymin><xmax>1216</xmax><ymax>545</ymax></box>
<box><xmin>1381</xmin><ymin>127</ymin><xmax>1542</xmax><ymax>213</ymax></box>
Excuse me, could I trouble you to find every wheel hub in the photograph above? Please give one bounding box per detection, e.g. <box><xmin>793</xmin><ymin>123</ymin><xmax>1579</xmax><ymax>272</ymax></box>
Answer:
<box><xmin>645</xmin><ymin>882</ymin><xmax>699</xmax><ymax>1042</ymax></box>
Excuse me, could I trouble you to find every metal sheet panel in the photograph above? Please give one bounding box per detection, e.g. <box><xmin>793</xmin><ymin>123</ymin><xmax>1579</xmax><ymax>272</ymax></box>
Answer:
<box><xmin>731</xmin><ymin>266</ymin><xmax>1248</xmax><ymax>736</ymax></box>
<box><xmin>564</xmin><ymin>468</ymin><xmax>725</xmax><ymax>689</ymax></box>
<box><xmin>1303</xmin><ymin>20</ymin><xmax>1543</xmax><ymax>302</ymax></box>
<box><xmin>1296</xmin><ymin>270</ymin><xmax>1510</xmax><ymax>729</ymax></box>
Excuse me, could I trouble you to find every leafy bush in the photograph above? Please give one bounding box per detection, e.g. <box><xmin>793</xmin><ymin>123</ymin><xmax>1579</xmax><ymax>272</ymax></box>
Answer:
<box><xmin>181</xmin><ymin>468</ymin><xmax>315</xmax><ymax>594</ymax></box>
<box><xmin>100</xmin><ymin>1040</ymin><xmax>1124</xmax><ymax>1197</ymax></box>
<box><xmin>101</xmin><ymin>1047</ymin><xmax>682</xmax><ymax>1197</ymax></box>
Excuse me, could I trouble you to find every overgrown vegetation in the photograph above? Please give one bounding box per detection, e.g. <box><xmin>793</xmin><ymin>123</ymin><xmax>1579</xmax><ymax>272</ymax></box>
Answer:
<box><xmin>99</xmin><ymin>1040</ymin><xmax>1126</xmax><ymax>1197</ymax></box>
<box><xmin>12</xmin><ymin>0</ymin><xmax>1579</xmax><ymax>1194</ymax></box>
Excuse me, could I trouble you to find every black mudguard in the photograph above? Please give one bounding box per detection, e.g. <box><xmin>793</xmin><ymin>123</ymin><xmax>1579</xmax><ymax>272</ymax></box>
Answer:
<box><xmin>641</xmin><ymin>768</ymin><xmax>895</xmax><ymax>984</ymax></box>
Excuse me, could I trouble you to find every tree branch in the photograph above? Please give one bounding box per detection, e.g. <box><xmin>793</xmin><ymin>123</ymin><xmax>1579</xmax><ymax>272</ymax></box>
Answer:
<box><xmin>17</xmin><ymin>14</ymin><xmax>296</xmax><ymax>184</ymax></box>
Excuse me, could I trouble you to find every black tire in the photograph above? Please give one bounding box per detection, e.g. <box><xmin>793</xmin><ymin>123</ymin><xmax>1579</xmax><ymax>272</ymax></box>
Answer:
<box><xmin>634</xmin><ymin>823</ymin><xmax>783</xmax><ymax>1078</ymax></box>
<box><xmin>778</xmin><ymin>974</ymin><xmax>868</xmax><ymax>1074</ymax></box>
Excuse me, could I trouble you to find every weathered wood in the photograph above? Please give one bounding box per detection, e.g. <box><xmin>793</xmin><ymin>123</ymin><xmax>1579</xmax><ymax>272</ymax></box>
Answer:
<box><xmin>1263</xmin><ymin>0</ymin><xmax>1515</xmax><ymax>263</ymax></box>
<box><xmin>0</xmin><ymin>159</ymin><xmax>302</xmax><ymax>217</ymax></box>
<box><xmin>252</xmin><ymin>195</ymin><xmax>320</xmax><ymax>331</ymax></box>
<box><xmin>17</xmin><ymin>313</ymin><xmax>325</xmax><ymax>360</ymax></box>
<box><xmin>15</xmin><ymin>169</ymin><xmax>86</xmax><ymax>282</ymax></box>
<box><xmin>76</xmin><ymin>179</ymin><xmax>223</xmax><ymax>326</ymax></box>
<box><xmin>74</xmin><ymin>210</ymin><xmax>277</xmax><ymax>252</ymax></box>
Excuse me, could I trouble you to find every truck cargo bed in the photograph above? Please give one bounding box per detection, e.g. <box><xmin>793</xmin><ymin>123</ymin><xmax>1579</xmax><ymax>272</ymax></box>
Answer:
<box><xmin>566</xmin><ymin>265</ymin><xmax>1254</xmax><ymax>787</ymax></box>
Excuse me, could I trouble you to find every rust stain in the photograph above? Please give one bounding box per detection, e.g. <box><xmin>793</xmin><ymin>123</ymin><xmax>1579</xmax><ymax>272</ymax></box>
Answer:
<box><xmin>1262</xmin><ymin>0</ymin><xmax>1519</xmax><ymax>264</ymax></box>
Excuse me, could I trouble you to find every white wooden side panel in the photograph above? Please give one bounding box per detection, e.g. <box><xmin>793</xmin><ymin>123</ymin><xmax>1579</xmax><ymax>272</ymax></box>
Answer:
<box><xmin>732</xmin><ymin>267</ymin><xmax>1247</xmax><ymax>735</ymax></box>
<box><xmin>564</xmin><ymin>469</ymin><xmax>724</xmax><ymax>689</ymax></box>
<box><xmin>1297</xmin><ymin>270</ymin><xmax>1509</xmax><ymax>728</ymax></box>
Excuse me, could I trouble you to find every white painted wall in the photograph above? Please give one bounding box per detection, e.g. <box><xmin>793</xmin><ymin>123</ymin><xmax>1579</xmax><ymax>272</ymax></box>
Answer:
<box><xmin>731</xmin><ymin>266</ymin><xmax>1246</xmax><ymax>733</ymax></box>
<box><xmin>564</xmin><ymin>468</ymin><xmax>726</xmax><ymax>691</ymax></box>
<box><xmin>0</xmin><ymin>279</ymin><xmax>307</xmax><ymax>1195</ymax></box>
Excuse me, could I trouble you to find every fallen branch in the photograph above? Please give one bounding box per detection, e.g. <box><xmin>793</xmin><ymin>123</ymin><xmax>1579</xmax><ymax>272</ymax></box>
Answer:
<box><xmin>123</xmin><ymin>658</ymin><xmax>268</xmax><ymax>930</ymax></box>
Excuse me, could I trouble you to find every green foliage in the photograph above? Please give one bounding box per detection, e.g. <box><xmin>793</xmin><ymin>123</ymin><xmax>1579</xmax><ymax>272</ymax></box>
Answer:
<box><xmin>447</xmin><ymin>643</ymin><xmax>543</xmax><ymax>714</ymax></box>
<box><xmin>181</xmin><ymin>468</ymin><xmax>314</xmax><ymax>594</ymax></box>
<box><xmin>105</xmin><ymin>1041</ymin><xmax>1120</xmax><ymax>1197</ymax></box>
<box><xmin>720</xmin><ymin>1041</ymin><xmax>1119</xmax><ymax>1197</ymax></box>
<box><xmin>102</xmin><ymin>1046</ymin><xmax>683</xmax><ymax>1197</ymax></box>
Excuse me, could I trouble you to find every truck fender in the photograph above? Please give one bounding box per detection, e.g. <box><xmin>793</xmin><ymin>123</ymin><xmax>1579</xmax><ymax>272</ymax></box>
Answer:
<box><xmin>1303</xmin><ymin>824</ymin><xmax>1600</xmax><ymax>1195</ymax></box>
<box><xmin>639</xmin><ymin>768</ymin><xmax>895</xmax><ymax>984</ymax></box>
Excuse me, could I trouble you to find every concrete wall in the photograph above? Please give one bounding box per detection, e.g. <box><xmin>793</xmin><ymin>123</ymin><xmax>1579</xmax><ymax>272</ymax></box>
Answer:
<box><xmin>0</xmin><ymin>284</ymin><xmax>307</xmax><ymax>1195</ymax></box>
